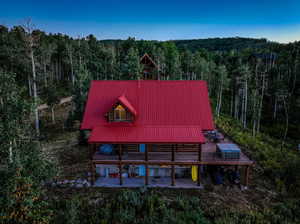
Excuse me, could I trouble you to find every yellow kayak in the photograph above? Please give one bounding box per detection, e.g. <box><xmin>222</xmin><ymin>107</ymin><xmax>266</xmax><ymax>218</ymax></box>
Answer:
<box><xmin>191</xmin><ymin>166</ymin><xmax>197</xmax><ymax>182</ymax></box>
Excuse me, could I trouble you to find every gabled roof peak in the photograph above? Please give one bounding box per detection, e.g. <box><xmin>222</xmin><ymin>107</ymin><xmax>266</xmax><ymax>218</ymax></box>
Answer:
<box><xmin>117</xmin><ymin>94</ymin><xmax>137</xmax><ymax>116</ymax></box>
<box><xmin>140</xmin><ymin>53</ymin><xmax>157</xmax><ymax>68</ymax></box>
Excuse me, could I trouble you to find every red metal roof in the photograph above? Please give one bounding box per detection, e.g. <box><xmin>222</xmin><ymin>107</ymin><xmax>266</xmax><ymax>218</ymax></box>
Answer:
<box><xmin>88</xmin><ymin>126</ymin><xmax>206</xmax><ymax>144</ymax></box>
<box><xmin>117</xmin><ymin>94</ymin><xmax>137</xmax><ymax>116</ymax></box>
<box><xmin>81</xmin><ymin>80</ymin><xmax>215</xmax><ymax>143</ymax></box>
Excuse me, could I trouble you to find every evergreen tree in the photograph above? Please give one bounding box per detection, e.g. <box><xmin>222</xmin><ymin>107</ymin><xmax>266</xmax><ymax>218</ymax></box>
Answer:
<box><xmin>163</xmin><ymin>42</ymin><xmax>181</xmax><ymax>80</ymax></box>
<box><xmin>121</xmin><ymin>47</ymin><xmax>142</xmax><ymax>80</ymax></box>
<box><xmin>71</xmin><ymin>65</ymin><xmax>91</xmax><ymax>122</ymax></box>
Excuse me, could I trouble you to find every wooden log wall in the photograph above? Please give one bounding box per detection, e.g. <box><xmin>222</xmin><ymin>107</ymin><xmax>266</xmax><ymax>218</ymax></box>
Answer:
<box><xmin>121</xmin><ymin>144</ymin><xmax>200</xmax><ymax>152</ymax></box>
<box><xmin>93</xmin><ymin>144</ymin><xmax>199</xmax><ymax>153</ymax></box>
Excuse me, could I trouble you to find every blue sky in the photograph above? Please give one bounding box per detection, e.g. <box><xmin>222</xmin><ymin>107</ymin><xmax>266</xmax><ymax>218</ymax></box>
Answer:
<box><xmin>1</xmin><ymin>0</ymin><xmax>300</xmax><ymax>43</ymax></box>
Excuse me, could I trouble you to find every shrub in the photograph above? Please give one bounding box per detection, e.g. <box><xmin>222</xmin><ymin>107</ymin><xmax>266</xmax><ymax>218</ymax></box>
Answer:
<box><xmin>216</xmin><ymin>115</ymin><xmax>300</xmax><ymax>196</ymax></box>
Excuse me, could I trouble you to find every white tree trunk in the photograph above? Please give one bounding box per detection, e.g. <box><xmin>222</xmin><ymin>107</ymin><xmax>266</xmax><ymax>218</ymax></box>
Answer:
<box><xmin>281</xmin><ymin>98</ymin><xmax>289</xmax><ymax>150</ymax></box>
<box><xmin>30</xmin><ymin>48</ymin><xmax>40</xmax><ymax>137</ymax></box>
<box><xmin>243</xmin><ymin>79</ymin><xmax>248</xmax><ymax>128</ymax></box>
<box><xmin>273</xmin><ymin>97</ymin><xmax>277</xmax><ymax>119</ymax></box>
<box><xmin>51</xmin><ymin>106</ymin><xmax>55</xmax><ymax>124</ymax></box>
<box><xmin>257</xmin><ymin>72</ymin><xmax>265</xmax><ymax>133</ymax></box>
<box><xmin>9</xmin><ymin>141</ymin><xmax>13</xmax><ymax>163</ymax></box>
<box><xmin>70</xmin><ymin>54</ymin><xmax>74</xmax><ymax>86</ymax></box>
<box><xmin>44</xmin><ymin>62</ymin><xmax>47</xmax><ymax>88</ymax></box>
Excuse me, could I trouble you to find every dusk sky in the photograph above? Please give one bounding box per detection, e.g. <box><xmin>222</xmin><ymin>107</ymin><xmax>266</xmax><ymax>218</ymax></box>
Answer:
<box><xmin>1</xmin><ymin>0</ymin><xmax>300</xmax><ymax>43</ymax></box>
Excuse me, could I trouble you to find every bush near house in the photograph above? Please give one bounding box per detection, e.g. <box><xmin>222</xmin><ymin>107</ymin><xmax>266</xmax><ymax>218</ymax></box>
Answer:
<box><xmin>216</xmin><ymin>115</ymin><xmax>300</xmax><ymax>196</ymax></box>
<box><xmin>49</xmin><ymin>189</ymin><xmax>209</xmax><ymax>224</ymax></box>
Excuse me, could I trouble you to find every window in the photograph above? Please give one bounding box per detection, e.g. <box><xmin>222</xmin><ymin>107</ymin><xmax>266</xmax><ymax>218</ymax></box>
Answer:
<box><xmin>107</xmin><ymin>104</ymin><xmax>133</xmax><ymax>122</ymax></box>
<box><xmin>114</xmin><ymin>104</ymin><xmax>126</xmax><ymax>121</ymax></box>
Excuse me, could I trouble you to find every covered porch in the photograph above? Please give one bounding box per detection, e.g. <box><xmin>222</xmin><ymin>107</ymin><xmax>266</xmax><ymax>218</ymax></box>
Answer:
<box><xmin>89</xmin><ymin>141</ymin><xmax>254</xmax><ymax>188</ymax></box>
<box><xmin>88</xmin><ymin>125</ymin><xmax>254</xmax><ymax>188</ymax></box>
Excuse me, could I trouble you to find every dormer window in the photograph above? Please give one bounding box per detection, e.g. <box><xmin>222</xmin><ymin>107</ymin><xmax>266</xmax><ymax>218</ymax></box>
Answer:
<box><xmin>106</xmin><ymin>94</ymin><xmax>137</xmax><ymax>123</ymax></box>
<box><xmin>114</xmin><ymin>104</ymin><xmax>127</xmax><ymax>121</ymax></box>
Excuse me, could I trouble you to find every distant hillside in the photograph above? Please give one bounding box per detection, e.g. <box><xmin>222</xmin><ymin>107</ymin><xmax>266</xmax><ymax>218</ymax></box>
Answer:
<box><xmin>99</xmin><ymin>37</ymin><xmax>279</xmax><ymax>52</ymax></box>
<box><xmin>99</xmin><ymin>39</ymin><xmax>123</xmax><ymax>45</ymax></box>
<box><xmin>172</xmin><ymin>37</ymin><xmax>275</xmax><ymax>52</ymax></box>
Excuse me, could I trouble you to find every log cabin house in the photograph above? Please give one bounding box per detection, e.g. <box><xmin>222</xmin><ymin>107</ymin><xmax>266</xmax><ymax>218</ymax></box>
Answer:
<box><xmin>81</xmin><ymin>80</ymin><xmax>253</xmax><ymax>188</ymax></box>
<box><xmin>140</xmin><ymin>53</ymin><xmax>160</xmax><ymax>80</ymax></box>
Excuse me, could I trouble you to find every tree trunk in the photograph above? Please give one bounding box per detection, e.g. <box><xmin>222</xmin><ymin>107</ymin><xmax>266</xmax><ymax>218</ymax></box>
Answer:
<box><xmin>30</xmin><ymin>48</ymin><xmax>40</xmax><ymax>137</ymax></box>
<box><xmin>281</xmin><ymin>98</ymin><xmax>289</xmax><ymax>150</ymax></box>
<box><xmin>257</xmin><ymin>72</ymin><xmax>266</xmax><ymax>133</ymax></box>
<box><xmin>273</xmin><ymin>97</ymin><xmax>277</xmax><ymax>119</ymax></box>
<box><xmin>51</xmin><ymin>106</ymin><xmax>55</xmax><ymax>124</ymax></box>
<box><xmin>234</xmin><ymin>90</ymin><xmax>239</xmax><ymax>120</ymax></box>
<box><xmin>28</xmin><ymin>75</ymin><xmax>32</xmax><ymax>97</ymax></box>
<box><xmin>230</xmin><ymin>89</ymin><xmax>234</xmax><ymax>117</ymax></box>
<box><xmin>216</xmin><ymin>73</ymin><xmax>224</xmax><ymax>117</ymax></box>
<box><xmin>9</xmin><ymin>141</ymin><xmax>13</xmax><ymax>163</ymax></box>
<box><xmin>243</xmin><ymin>79</ymin><xmax>248</xmax><ymax>128</ymax></box>
<box><xmin>252</xmin><ymin>62</ymin><xmax>259</xmax><ymax>136</ymax></box>
<box><xmin>44</xmin><ymin>62</ymin><xmax>47</xmax><ymax>88</ymax></box>
<box><xmin>69</xmin><ymin>50</ymin><xmax>74</xmax><ymax>86</ymax></box>
<box><xmin>218</xmin><ymin>85</ymin><xmax>223</xmax><ymax>117</ymax></box>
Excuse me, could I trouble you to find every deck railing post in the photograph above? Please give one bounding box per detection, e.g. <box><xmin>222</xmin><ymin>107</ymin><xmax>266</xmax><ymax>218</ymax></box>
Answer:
<box><xmin>197</xmin><ymin>144</ymin><xmax>202</xmax><ymax>186</ymax></box>
<box><xmin>171</xmin><ymin>144</ymin><xmax>175</xmax><ymax>186</ymax></box>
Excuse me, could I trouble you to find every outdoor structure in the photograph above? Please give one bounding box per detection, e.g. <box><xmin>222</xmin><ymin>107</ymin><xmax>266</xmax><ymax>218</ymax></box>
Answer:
<box><xmin>140</xmin><ymin>53</ymin><xmax>160</xmax><ymax>80</ymax></box>
<box><xmin>81</xmin><ymin>80</ymin><xmax>254</xmax><ymax>188</ymax></box>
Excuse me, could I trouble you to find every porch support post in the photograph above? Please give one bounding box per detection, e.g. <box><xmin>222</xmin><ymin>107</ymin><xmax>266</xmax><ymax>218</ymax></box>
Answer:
<box><xmin>89</xmin><ymin>143</ymin><xmax>96</xmax><ymax>186</ymax></box>
<box><xmin>89</xmin><ymin>144</ymin><xmax>92</xmax><ymax>159</ymax></box>
<box><xmin>235</xmin><ymin>165</ymin><xmax>238</xmax><ymax>172</ymax></box>
<box><xmin>171</xmin><ymin>144</ymin><xmax>175</xmax><ymax>186</ymax></box>
<box><xmin>93</xmin><ymin>144</ymin><xmax>97</xmax><ymax>156</ymax></box>
<box><xmin>244</xmin><ymin>165</ymin><xmax>250</xmax><ymax>187</ymax></box>
<box><xmin>119</xmin><ymin>163</ymin><xmax>123</xmax><ymax>185</ymax></box>
<box><xmin>197</xmin><ymin>144</ymin><xmax>202</xmax><ymax>186</ymax></box>
<box><xmin>91</xmin><ymin>161</ymin><xmax>95</xmax><ymax>186</ymax></box>
<box><xmin>145</xmin><ymin>144</ymin><xmax>149</xmax><ymax>185</ymax></box>
<box><xmin>172</xmin><ymin>144</ymin><xmax>175</xmax><ymax>161</ymax></box>
<box><xmin>119</xmin><ymin>144</ymin><xmax>123</xmax><ymax>185</ymax></box>
<box><xmin>118</xmin><ymin>144</ymin><xmax>122</xmax><ymax>161</ymax></box>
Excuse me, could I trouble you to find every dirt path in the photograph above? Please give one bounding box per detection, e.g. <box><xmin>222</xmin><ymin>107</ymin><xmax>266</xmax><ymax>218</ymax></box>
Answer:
<box><xmin>38</xmin><ymin>96</ymin><xmax>73</xmax><ymax>110</ymax></box>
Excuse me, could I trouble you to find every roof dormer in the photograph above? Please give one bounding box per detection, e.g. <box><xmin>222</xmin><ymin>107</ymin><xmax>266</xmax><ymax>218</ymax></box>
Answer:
<box><xmin>105</xmin><ymin>94</ymin><xmax>137</xmax><ymax>123</ymax></box>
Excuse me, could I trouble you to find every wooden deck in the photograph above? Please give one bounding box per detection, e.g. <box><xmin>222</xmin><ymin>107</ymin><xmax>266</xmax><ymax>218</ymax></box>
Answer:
<box><xmin>92</xmin><ymin>142</ymin><xmax>254</xmax><ymax>166</ymax></box>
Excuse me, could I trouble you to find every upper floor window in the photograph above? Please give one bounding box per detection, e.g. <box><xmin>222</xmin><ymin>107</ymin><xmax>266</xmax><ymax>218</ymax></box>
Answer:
<box><xmin>114</xmin><ymin>104</ymin><xmax>126</xmax><ymax>121</ymax></box>
<box><xmin>107</xmin><ymin>103</ymin><xmax>133</xmax><ymax>122</ymax></box>
<box><xmin>105</xmin><ymin>94</ymin><xmax>137</xmax><ymax>123</ymax></box>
